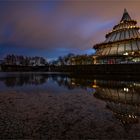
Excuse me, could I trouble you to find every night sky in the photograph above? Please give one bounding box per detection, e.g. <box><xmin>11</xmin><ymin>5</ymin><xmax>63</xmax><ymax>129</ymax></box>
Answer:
<box><xmin>0</xmin><ymin>0</ymin><xmax>140</xmax><ymax>61</ymax></box>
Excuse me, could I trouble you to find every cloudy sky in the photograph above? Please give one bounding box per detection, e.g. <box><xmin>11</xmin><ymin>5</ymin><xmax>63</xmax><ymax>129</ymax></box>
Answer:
<box><xmin>0</xmin><ymin>0</ymin><xmax>140</xmax><ymax>60</ymax></box>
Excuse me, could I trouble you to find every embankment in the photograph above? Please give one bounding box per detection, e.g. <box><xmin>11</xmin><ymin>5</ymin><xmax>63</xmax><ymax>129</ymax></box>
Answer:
<box><xmin>0</xmin><ymin>65</ymin><xmax>49</xmax><ymax>72</ymax></box>
<box><xmin>50</xmin><ymin>64</ymin><xmax>140</xmax><ymax>75</ymax></box>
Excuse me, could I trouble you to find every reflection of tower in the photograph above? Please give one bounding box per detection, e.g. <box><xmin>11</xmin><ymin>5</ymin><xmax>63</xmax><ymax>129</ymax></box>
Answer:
<box><xmin>106</xmin><ymin>103</ymin><xmax>138</xmax><ymax>132</ymax></box>
<box><xmin>93</xmin><ymin>80</ymin><xmax>140</xmax><ymax>131</ymax></box>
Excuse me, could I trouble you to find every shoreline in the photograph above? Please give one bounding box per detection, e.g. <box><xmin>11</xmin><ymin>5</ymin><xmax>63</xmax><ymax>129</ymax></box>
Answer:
<box><xmin>0</xmin><ymin>71</ymin><xmax>139</xmax><ymax>82</ymax></box>
<box><xmin>1</xmin><ymin>64</ymin><xmax>140</xmax><ymax>76</ymax></box>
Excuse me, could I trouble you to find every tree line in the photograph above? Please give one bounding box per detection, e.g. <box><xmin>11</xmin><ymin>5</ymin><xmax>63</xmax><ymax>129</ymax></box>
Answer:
<box><xmin>1</xmin><ymin>53</ymin><xmax>94</xmax><ymax>66</ymax></box>
<box><xmin>2</xmin><ymin>54</ymin><xmax>48</xmax><ymax>66</ymax></box>
<box><xmin>49</xmin><ymin>53</ymin><xmax>94</xmax><ymax>66</ymax></box>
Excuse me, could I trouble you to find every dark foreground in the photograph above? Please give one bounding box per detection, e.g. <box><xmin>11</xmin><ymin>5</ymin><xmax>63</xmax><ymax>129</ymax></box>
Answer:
<box><xmin>0</xmin><ymin>91</ymin><xmax>140</xmax><ymax>139</ymax></box>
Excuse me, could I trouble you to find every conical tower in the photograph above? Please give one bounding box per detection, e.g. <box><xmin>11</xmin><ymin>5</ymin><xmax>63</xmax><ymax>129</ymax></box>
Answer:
<box><xmin>93</xmin><ymin>9</ymin><xmax>140</xmax><ymax>64</ymax></box>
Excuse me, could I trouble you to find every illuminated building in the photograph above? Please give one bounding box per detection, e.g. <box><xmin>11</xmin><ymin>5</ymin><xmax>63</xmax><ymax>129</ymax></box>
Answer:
<box><xmin>93</xmin><ymin>9</ymin><xmax>140</xmax><ymax>64</ymax></box>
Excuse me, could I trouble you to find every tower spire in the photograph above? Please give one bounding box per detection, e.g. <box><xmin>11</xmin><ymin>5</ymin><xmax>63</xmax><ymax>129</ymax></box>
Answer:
<box><xmin>120</xmin><ymin>8</ymin><xmax>131</xmax><ymax>22</ymax></box>
<box><xmin>124</xmin><ymin>8</ymin><xmax>127</xmax><ymax>14</ymax></box>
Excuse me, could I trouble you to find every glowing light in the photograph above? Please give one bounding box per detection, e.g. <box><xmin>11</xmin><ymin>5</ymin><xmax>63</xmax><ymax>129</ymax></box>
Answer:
<box><xmin>124</xmin><ymin>87</ymin><xmax>129</xmax><ymax>92</ymax></box>
<box><xmin>123</xmin><ymin>52</ymin><xmax>128</xmax><ymax>55</ymax></box>
<box><xmin>92</xmin><ymin>80</ymin><xmax>98</xmax><ymax>88</ymax></box>
<box><xmin>92</xmin><ymin>85</ymin><xmax>98</xmax><ymax>88</ymax></box>
<box><xmin>71</xmin><ymin>82</ymin><xmax>75</xmax><ymax>85</ymax></box>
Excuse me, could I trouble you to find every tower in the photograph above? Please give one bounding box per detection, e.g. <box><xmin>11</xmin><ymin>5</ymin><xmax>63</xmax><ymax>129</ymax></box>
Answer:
<box><xmin>93</xmin><ymin>9</ymin><xmax>140</xmax><ymax>64</ymax></box>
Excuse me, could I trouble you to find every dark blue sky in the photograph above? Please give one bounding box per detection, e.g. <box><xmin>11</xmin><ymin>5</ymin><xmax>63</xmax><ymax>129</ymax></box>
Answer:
<box><xmin>0</xmin><ymin>0</ymin><xmax>140</xmax><ymax>61</ymax></box>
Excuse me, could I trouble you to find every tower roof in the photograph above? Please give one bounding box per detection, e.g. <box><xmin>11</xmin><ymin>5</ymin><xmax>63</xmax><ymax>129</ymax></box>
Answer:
<box><xmin>120</xmin><ymin>9</ymin><xmax>132</xmax><ymax>22</ymax></box>
<box><xmin>93</xmin><ymin>9</ymin><xmax>140</xmax><ymax>57</ymax></box>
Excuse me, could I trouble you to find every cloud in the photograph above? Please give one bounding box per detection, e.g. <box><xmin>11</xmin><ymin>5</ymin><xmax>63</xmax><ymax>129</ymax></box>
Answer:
<box><xmin>0</xmin><ymin>0</ymin><xmax>140</xmax><ymax>58</ymax></box>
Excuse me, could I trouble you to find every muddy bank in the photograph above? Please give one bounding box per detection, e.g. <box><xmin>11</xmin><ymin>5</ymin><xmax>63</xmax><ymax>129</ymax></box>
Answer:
<box><xmin>0</xmin><ymin>91</ymin><xmax>139</xmax><ymax>139</ymax></box>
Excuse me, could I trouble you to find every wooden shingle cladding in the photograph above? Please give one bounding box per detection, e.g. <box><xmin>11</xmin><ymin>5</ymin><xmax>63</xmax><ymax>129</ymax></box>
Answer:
<box><xmin>93</xmin><ymin>9</ymin><xmax>140</xmax><ymax>63</ymax></box>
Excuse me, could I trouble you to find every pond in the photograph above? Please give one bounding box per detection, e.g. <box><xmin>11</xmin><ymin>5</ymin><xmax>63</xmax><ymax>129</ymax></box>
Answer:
<box><xmin>0</xmin><ymin>72</ymin><xmax>140</xmax><ymax>139</ymax></box>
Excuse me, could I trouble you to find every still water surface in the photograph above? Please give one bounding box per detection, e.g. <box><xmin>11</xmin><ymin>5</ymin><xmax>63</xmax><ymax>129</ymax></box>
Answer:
<box><xmin>0</xmin><ymin>72</ymin><xmax>140</xmax><ymax>138</ymax></box>
<box><xmin>0</xmin><ymin>72</ymin><xmax>95</xmax><ymax>94</ymax></box>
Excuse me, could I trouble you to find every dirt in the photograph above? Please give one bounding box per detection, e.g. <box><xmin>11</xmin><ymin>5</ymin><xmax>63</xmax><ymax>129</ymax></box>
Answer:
<box><xmin>0</xmin><ymin>91</ymin><xmax>139</xmax><ymax>139</ymax></box>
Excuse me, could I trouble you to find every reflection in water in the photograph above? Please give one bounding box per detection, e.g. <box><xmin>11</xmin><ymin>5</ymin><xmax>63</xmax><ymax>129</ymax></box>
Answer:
<box><xmin>0</xmin><ymin>73</ymin><xmax>93</xmax><ymax>90</ymax></box>
<box><xmin>0</xmin><ymin>73</ymin><xmax>48</xmax><ymax>87</ymax></box>
<box><xmin>0</xmin><ymin>72</ymin><xmax>140</xmax><ymax>130</ymax></box>
<box><xmin>93</xmin><ymin>80</ymin><xmax>140</xmax><ymax>131</ymax></box>
<box><xmin>49</xmin><ymin>75</ymin><xmax>93</xmax><ymax>90</ymax></box>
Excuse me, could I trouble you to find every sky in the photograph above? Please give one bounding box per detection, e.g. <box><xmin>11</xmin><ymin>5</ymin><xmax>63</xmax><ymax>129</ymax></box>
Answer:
<box><xmin>0</xmin><ymin>0</ymin><xmax>140</xmax><ymax>60</ymax></box>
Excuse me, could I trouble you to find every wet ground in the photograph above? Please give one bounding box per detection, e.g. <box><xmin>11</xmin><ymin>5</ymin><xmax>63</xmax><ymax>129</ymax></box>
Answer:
<box><xmin>0</xmin><ymin>91</ymin><xmax>140</xmax><ymax>139</ymax></box>
<box><xmin>0</xmin><ymin>73</ymin><xmax>140</xmax><ymax>139</ymax></box>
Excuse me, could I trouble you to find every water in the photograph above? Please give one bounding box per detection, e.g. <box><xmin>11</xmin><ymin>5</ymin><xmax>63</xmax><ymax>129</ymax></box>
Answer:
<box><xmin>0</xmin><ymin>72</ymin><xmax>140</xmax><ymax>138</ymax></box>
<box><xmin>0</xmin><ymin>72</ymin><xmax>95</xmax><ymax>94</ymax></box>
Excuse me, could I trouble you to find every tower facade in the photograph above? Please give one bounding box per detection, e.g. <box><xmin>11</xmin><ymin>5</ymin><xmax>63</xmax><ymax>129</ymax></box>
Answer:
<box><xmin>93</xmin><ymin>9</ymin><xmax>140</xmax><ymax>64</ymax></box>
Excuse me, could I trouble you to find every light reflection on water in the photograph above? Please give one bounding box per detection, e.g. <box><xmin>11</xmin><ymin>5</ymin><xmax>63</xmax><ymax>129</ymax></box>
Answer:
<box><xmin>0</xmin><ymin>72</ymin><xmax>140</xmax><ymax>129</ymax></box>
<box><xmin>0</xmin><ymin>72</ymin><xmax>95</xmax><ymax>94</ymax></box>
<box><xmin>93</xmin><ymin>79</ymin><xmax>140</xmax><ymax>131</ymax></box>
